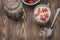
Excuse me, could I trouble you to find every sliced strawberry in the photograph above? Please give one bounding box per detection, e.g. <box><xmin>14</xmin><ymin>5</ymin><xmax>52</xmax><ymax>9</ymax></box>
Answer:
<box><xmin>27</xmin><ymin>0</ymin><xmax>34</xmax><ymax>4</ymax></box>
<box><xmin>44</xmin><ymin>8</ymin><xmax>48</xmax><ymax>12</ymax></box>
<box><xmin>34</xmin><ymin>8</ymin><xmax>40</xmax><ymax>17</ymax></box>
<box><xmin>42</xmin><ymin>8</ymin><xmax>44</xmax><ymax>13</ymax></box>
<box><xmin>40</xmin><ymin>16</ymin><xmax>46</xmax><ymax>21</ymax></box>
<box><xmin>38</xmin><ymin>8</ymin><xmax>40</xmax><ymax>13</ymax></box>
<box><xmin>42</xmin><ymin>8</ymin><xmax>48</xmax><ymax>13</ymax></box>
<box><xmin>34</xmin><ymin>13</ymin><xmax>39</xmax><ymax>17</ymax></box>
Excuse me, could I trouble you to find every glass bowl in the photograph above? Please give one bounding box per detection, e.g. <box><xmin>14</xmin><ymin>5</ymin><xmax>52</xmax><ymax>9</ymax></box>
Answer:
<box><xmin>34</xmin><ymin>4</ymin><xmax>51</xmax><ymax>24</ymax></box>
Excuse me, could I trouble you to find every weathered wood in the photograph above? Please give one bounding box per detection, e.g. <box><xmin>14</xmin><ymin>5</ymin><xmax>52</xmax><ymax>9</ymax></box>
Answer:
<box><xmin>0</xmin><ymin>0</ymin><xmax>60</xmax><ymax>40</ymax></box>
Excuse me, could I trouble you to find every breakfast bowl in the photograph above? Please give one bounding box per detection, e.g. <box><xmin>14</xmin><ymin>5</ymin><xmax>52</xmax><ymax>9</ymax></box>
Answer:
<box><xmin>33</xmin><ymin>4</ymin><xmax>51</xmax><ymax>24</ymax></box>
<box><xmin>22</xmin><ymin>0</ymin><xmax>40</xmax><ymax>5</ymax></box>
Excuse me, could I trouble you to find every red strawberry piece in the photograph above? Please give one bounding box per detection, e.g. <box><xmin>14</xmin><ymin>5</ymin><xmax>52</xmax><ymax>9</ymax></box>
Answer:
<box><xmin>44</xmin><ymin>8</ymin><xmax>48</xmax><ymax>12</ymax></box>
<box><xmin>42</xmin><ymin>8</ymin><xmax>48</xmax><ymax>13</ymax></box>
<box><xmin>42</xmin><ymin>8</ymin><xmax>45</xmax><ymax>13</ymax></box>
<box><xmin>35</xmin><ymin>13</ymin><xmax>39</xmax><ymax>17</ymax></box>
<box><xmin>34</xmin><ymin>8</ymin><xmax>40</xmax><ymax>17</ymax></box>
<box><xmin>40</xmin><ymin>16</ymin><xmax>46</xmax><ymax>21</ymax></box>
<box><xmin>38</xmin><ymin>8</ymin><xmax>40</xmax><ymax>13</ymax></box>
<box><xmin>27</xmin><ymin>0</ymin><xmax>34</xmax><ymax>4</ymax></box>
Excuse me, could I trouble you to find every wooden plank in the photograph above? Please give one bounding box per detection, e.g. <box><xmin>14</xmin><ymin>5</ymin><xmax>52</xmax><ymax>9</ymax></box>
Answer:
<box><xmin>0</xmin><ymin>0</ymin><xmax>60</xmax><ymax>40</ymax></box>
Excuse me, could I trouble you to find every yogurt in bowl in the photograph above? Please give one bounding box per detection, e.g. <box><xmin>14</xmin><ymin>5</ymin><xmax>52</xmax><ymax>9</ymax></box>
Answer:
<box><xmin>34</xmin><ymin>4</ymin><xmax>51</xmax><ymax>24</ymax></box>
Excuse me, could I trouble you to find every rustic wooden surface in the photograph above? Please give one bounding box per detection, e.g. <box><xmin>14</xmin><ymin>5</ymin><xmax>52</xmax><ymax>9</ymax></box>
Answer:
<box><xmin>0</xmin><ymin>0</ymin><xmax>60</xmax><ymax>40</ymax></box>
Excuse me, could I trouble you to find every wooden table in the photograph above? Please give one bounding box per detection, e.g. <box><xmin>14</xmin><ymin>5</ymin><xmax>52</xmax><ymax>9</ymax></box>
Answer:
<box><xmin>0</xmin><ymin>0</ymin><xmax>60</xmax><ymax>40</ymax></box>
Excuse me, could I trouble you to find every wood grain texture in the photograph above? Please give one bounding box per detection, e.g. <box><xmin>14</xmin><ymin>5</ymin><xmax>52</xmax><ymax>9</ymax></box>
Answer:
<box><xmin>0</xmin><ymin>0</ymin><xmax>60</xmax><ymax>40</ymax></box>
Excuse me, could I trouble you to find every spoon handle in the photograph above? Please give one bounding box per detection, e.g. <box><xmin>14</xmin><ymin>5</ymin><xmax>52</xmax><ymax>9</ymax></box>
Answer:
<box><xmin>51</xmin><ymin>8</ymin><xmax>60</xmax><ymax>28</ymax></box>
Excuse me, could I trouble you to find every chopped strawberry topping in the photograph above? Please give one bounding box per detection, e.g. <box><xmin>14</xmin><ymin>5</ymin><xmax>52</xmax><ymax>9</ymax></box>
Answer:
<box><xmin>35</xmin><ymin>13</ymin><xmax>39</xmax><ymax>17</ymax></box>
<box><xmin>38</xmin><ymin>8</ymin><xmax>40</xmax><ymax>13</ymax></box>
<box><xmin>40</xmin><ymin>16</ymin><xmax>46</xmax><ymax>21</ymax></box>
<box><xmin>42</xmin><ymin>8</ymin><xmax>48</xmax><ymax>13</ymax></box>
<box><xmin>34</xmin><ymin>8</ymin><xmax>40</xmax><ymax>17</ymax></box>
<box><xmin>27</xmin><ymin>0</ymin><xmax>34</xmax><ymax>4</ymax></box>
